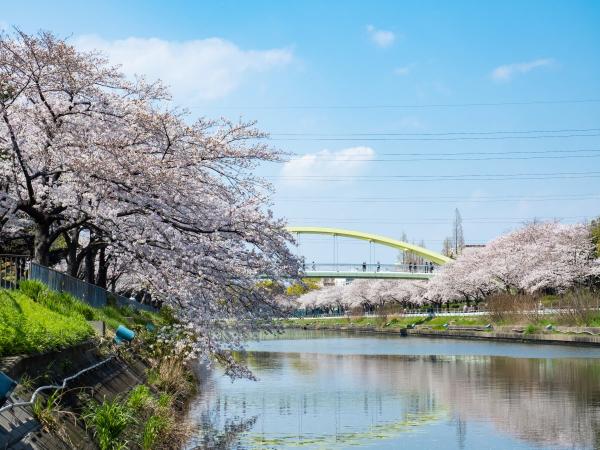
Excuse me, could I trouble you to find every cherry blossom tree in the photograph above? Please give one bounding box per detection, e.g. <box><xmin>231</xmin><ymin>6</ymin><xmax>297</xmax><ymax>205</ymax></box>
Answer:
<box><xmin>421</xmin><ymin>222</ymin><xmax>599</xmax><ymax>304</ymax></box>
<box><xmin>342</xmin><ymin>279</ymin><xmax>374</xmax><ymax>310</ymax></box>
<box><xmin>481</xmin><ymin>222</ymin><xmax>598</xmax><ymax>294</ymax></box>
<box><xmin>0</xmin><ymin>29</ymin><xmax>299</xmax><ymax>376</ymax></box>
<box><xmin>387</xmin><ymin>280</ymin><xmax>428</xmax><ymax>307</ymax></box>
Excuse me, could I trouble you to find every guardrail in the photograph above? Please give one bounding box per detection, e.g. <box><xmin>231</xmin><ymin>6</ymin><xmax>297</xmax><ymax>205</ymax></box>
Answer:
<box><xmin>294</xmin><ymin>307</ymin><xmax>487</xmax><ymax>318</ymax></box>
<box><xmin>0</xmin><ymin>255</ymin><xmax>156</xmax><ymax>313</ymax></box>
<box><xmin>301</xmin><ymin>263</ymin><xmax>437</xmax><ymax>274</ymax></box>
<box><xmin>29</xmin><ymin>262</ymin><xmax>157</xmax><ymax>312</ymax></box>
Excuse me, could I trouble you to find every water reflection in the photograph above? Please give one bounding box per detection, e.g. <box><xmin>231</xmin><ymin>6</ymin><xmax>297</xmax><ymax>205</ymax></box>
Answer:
<box><xmin>187</xmin><ymin>332</ymin><xmax>600</xmax><ymax>449</ymax></box>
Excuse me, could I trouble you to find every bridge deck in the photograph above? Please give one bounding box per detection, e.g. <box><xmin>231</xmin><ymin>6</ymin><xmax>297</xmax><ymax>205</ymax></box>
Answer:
<box><xmin>302</xmin><ymin>271</ymin><xmax>433</xmax><ymax>280</ymax></box>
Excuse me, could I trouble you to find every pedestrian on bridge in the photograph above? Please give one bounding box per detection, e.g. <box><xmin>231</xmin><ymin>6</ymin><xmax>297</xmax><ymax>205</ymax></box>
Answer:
<box><xmin>429</xmin><ymin>261</ymin><xmax>434</xmax><ymax>273</ymax></box>
<box><xmin>362</xmin><ymin>261</ymin><xmax>367</xmax><ymax>272</ymax></box>
<box><xmin>376</xmin><ymin>261</ymin><xmax>380</xmax><ymax>272</ymax></box>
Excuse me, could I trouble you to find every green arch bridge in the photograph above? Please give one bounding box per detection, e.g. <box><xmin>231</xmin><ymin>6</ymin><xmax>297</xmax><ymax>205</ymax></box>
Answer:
<box><xmin>286</xmin><ymin>226</ymin><xmax>451</xmax><ymax>280</ymax></box>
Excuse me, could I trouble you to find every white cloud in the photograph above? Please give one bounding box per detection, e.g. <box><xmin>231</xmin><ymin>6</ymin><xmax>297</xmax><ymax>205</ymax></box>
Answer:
<box><xmin>491</xmin><ymin>58</ymin><xmax>554</xmax><ymax>82</ymax></box>
<box><xmin>74</xmin><ymin>35</ymin><xmax>293</xmax><ymax>100</ymax></box>
<box><xmin>281</xmin><ymin>147</ymin><xmax>375</xmax><ymax>185</ymax></box>
<box><xmin>366</xmin><ymin>25</ymin><xmax>396</xmax><ymax>48</ymax></box>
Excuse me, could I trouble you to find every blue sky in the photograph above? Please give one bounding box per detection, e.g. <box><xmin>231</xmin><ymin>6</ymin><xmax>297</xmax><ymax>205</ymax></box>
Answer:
<box><xmin>3</xmin><ymin>1</ymin><xmax>600</xmax><ymax>263</ymax></box>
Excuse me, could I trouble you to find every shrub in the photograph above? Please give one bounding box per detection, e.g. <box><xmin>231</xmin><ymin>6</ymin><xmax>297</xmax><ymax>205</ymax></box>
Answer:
<box><xmin>486</xmin><ymin>293</ymin><xmax>540</xmax><ymax>323</ymax></box>
<box><xmin>147</xmin><ymin>358</ymin><xmax>196</xmax><ymax>399</ymax></box>
<box><xmin>556</xmin><ymin>290</ymin><xmax>600</xmax><ymax>326</ymax></box>
<box><xmin>375</xmin><ymin>314</ymin><xmax>388</xmax><ymax>328</ymax></box>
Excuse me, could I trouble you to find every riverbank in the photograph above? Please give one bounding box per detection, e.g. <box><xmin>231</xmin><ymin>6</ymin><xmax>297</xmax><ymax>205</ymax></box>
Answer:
<box><xmin>284</xmin><ymin>316</ymin><xmax>600</xmax><ymax>346</ymax></box>
<box><xmin>0</xmin><ymin>339</ymin><xmax>197</xmax><ymax>449</ymax></box>
<box><xmin>0</xmin><ymin>281</ymin><xmax>197</xmax><ymax>449</ymax></box>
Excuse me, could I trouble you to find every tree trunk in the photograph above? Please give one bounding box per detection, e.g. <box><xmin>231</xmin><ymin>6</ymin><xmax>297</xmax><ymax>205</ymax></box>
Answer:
<box><xmin>96</xmin><ymin>246</ymin><xmax>108</xmax><ymax>289</ymax></box>
<box><xmin>67</xmin><ymin>228</ymin><xmax>80</xmax><ymax>277</ymax></box>
<box><xmin>85</xmin><ymin>236</ymin><xmax>96</xmax><ymax>284</ymax></box>
<box><xmin>33</xmin><ymin>222</ymin><xmax>51</xmax><ymax>265</ymax></box>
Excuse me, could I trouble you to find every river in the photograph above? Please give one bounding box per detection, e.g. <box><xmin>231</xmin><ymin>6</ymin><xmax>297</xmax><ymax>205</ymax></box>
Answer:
<box><xmin>186</xmin><ymin>330</ymin><xmax>600</xmax><ymax>449</ymax></box>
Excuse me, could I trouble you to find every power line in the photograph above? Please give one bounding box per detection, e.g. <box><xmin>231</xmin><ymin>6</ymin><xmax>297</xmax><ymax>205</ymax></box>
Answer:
<box><xmin>191</xmin><ymin>98</ymin><xmax>600</xmax><ymax>110</ymax></box>
<box><xmin>271</xmin><ymin>127</ymin><xmax>600</xmax><ymax>137</ymax></box>
<box><xmin>276</xmin><ymin>148</ymin><xmax>600</xmax><ymax>159</ymax></box>
<box><xmin>270</xmin><ymin>132</ymin><xmax>600</xmax><ymax>142</ymax></box>
<box><xmin>275</xmin><ymin>193</ymin><xmax>600</xmax><ymax>204</ymax></box>
<box><xmin>274</xmin><ymin>148</ymin><xmax>600</xmax><ymax>163</ymax></box>
<box><xmin>381</xmin><ymin>147</ymin><xmax>600</xmax><ymax>156</ymax></box>
<box><xmin>279</xmin><ymin>153</ymin><xmax>600</xmax><ymax>163</ymax></box>
<box><xmin>279</xmin><ymin>193</ymin><xmax>598</xmax><ymax>200</ymax></box>
<box><xmin>272</xmin><ymin>170</ymin><xmax>600</xmax><ymax>182</ymax></box>
<box><xmin>287</xmin><ymin>215</ymin><xmax>589</xmax><ymax>225</ymax></box>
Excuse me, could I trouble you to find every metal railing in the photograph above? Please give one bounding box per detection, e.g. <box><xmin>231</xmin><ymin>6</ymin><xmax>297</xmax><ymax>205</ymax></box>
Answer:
<box><xmin>0</xmin><ymin>255</ymin><xmax>156</xmax><ymax>312</ymax></box>
<box><xmin>301</xmin><ymin>263</ymin><xmax>437</xmax><ymax>274</ymax></box>
<box><xmin>0</xmin><ymin>254</ymin><xmax>29</xmax><ymax>289</ymax></box>
<box><xmin>294</xmin><ymin>305</ymin><xmax>488</xmax><ymax>318</ymax></box>
<box><xmin>29</xmin><ymin>262</ymin><xmax>157</xmax><ymax>312</ymax></box>
<box><xmin>30</xmin><ymin>262</ymin><xmax>107</xmax><ymax>308</ymax></box>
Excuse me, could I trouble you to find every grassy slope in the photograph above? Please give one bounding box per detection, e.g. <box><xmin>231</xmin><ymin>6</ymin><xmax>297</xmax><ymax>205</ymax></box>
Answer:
<box><xmin>0</xmin><ymin>280</ymin><xmax>161</xmax><ymax>357</ymax></box>
<box><xmin>0</xmin><ymin>290</ymin><xmax>93</xmax><ymax>356</ymax></box>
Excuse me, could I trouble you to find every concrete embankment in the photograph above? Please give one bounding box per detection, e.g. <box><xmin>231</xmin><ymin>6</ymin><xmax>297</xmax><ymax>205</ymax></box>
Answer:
<box><xmin>287</xmin><ymin>324</ymin><xmax>600</xmax><ymax>346</ymax></box>
<box><xmin>0</xmin><ymin>342</ymin><xmax>147</xmax><ymax>449</ymax></box>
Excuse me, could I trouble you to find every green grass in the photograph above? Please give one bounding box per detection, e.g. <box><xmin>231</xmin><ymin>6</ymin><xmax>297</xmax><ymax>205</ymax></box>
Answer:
<box><xmin>0</xmin><ymin>290</ymin><xmax>94</xmax><ymax>356</ymax></box>
<box><xmin>83</xmin><ymin>397</ymin><xmax>133</xmax><ymax>450</ymax></box>
<box><xmin>141</xmin><ymin>414</ymin><xmax>169</xmax><ymax>450</ymax></box>
<box><xmin>20</xmin><ymin>280</ymin><xmax>162</xmax><ymax>330</ymax></box>
<box><xmin>286</xmin><ymin>311</ymin><xmax>600</xmax><ymax>333</ymax></box>
<box><xmin>0</xmin><ymin>280</ymin><xmax>163</xmax><ymax>357</ymax></box>
<box><xmin>426</xmin><ymin>316</ymin><xmax>488</xmax><ymax>329</ymax></box>
<box><xmin>83</xmin><ymin>384</ymin><xmax>184</xmax><ymax>450</ymax></box>
<box><xmin>285</xmin><ymin>314</ymin><xmax>490</xmax><ymax>331</ymax></box>
<box><xmin>126</xmin><ymin>385</ymin><xmax>153</xmax><ymax>410</ymax></box>
<box><xmin>523</xmin><ymin>324</ymin><xmax>537</xmax><ymax>334</ymax></box>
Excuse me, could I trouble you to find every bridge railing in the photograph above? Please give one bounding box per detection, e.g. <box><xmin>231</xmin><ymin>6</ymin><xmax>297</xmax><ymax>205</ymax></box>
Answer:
<box><xmin>301</xmin><ymin>263</ymin><xmax>437</xmax><ymax>274</ymax></box>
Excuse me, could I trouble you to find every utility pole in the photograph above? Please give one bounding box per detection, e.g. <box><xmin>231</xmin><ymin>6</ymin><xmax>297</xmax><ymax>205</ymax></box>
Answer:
<box><xmin>452</xmin><ymin>208</ymin><xmax>464</xmax><ymax>256</ymax></box>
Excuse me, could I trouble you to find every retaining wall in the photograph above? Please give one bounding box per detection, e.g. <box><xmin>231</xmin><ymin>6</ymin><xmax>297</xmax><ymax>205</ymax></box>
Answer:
<box><xmin>0</xmin><ymin>345</ymin><xmax>147</xmax><ymax>449</ymax></box>
<box><xmin>287</xmin><ymin>324</ymin><xmax>600</xmax><ymax>346</ymax></box>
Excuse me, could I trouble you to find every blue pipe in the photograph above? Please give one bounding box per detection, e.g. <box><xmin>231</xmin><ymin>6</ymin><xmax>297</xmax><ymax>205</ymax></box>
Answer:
<box><xmin>114</xmin><ymin>325</ymin><xmax>135</xmax><ymax>344</ymax></box>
